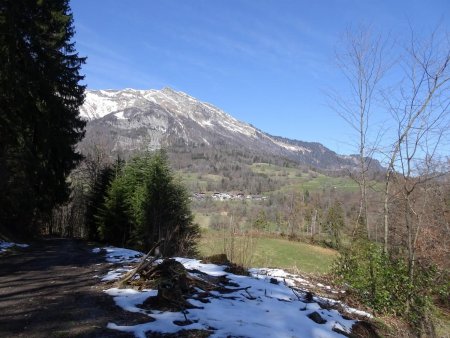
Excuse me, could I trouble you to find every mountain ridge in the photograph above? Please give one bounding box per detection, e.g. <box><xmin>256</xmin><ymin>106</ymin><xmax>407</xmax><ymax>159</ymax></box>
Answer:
<box><xmin>79</xmin><ymin>87</ymin><xmax>377</xmax><ymax>171</ymax></box>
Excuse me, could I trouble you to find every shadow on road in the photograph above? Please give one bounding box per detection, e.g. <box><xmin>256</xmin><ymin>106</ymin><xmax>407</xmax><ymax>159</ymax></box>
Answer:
<box><xmin>0</xmin><ymin>238</ymin><xmax>144</xmax><ymax>337</ymax></box>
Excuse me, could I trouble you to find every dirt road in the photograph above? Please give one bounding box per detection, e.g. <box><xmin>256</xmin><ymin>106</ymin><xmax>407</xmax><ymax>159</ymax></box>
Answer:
<box><xmin>0</xmin><ymin>238</ymin><xmax>143</xmax><ymax>337</ymax></box>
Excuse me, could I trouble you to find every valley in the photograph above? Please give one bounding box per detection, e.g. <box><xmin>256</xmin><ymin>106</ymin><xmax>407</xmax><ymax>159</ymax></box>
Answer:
<box><xmin>3</xmin><ymin>2</ymin><xmax>449</xmax><ymax>336</ymax></box>
<box><xmin>47</xmin><ymin>85</ymin><xmax>450</xmax><ymax>336</ymax></box>
<box><xmin>177</xmin><ymin>161</ymin><xmax>369</xmax><ymax>273</ymax></box>
<box><xmin>77</xmin><ymin>87</ymin><xmax>385</xmax><ymax>273</ymax></box>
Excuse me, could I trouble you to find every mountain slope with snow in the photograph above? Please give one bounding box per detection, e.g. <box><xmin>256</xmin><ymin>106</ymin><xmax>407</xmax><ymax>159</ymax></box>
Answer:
<box><xmin>80</xmin><ymin>88</ymin><xmax>375</xmax><ymax>170</ymax></box>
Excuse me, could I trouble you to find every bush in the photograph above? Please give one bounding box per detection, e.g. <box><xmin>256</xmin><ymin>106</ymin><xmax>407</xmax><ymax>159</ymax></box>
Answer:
<box><xmin>334</xmin><ymin>240</ymin><xmax>437</xmax><ymax>332</ymax></box>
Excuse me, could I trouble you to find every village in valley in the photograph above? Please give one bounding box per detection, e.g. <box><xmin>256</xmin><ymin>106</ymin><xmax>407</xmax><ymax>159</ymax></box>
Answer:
<box><xmin>192</xmin><ymin>192</ymin><xmax>268</xmax><ymax>201</ymax></box>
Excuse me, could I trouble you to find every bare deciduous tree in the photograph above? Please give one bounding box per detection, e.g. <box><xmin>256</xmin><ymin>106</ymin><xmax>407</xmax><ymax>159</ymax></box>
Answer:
<box><xmin>330</xmin><ymin>26</ymin><xmax>390</xmax><ymax>239</ymax></box>
<box><xmin>382</xmin><ymin>27</ymin><xmax>450</xmax><ymax>254</ymax></box>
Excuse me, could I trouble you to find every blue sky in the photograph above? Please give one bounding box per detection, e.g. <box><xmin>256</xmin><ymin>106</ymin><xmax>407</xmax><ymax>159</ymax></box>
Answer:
<box><xmin>71</xmin><ymin>0</ymin><xmax>449</xmax><ymax>155</ymax></box>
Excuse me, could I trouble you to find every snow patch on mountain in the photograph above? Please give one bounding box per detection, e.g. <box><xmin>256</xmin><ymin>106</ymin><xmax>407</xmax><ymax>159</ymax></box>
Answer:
<box><xmin>79</xmin><ymin>87</ymin><xmax>380</xmax><ymax>171</ymax></box>
<box><xmin>80</xmin><ymin>87</ymin><xmax>260</xmax><ymax>140</ymax></box>
<box><xmin>114</xmin><ymin>111</ymin><xmax>127</xmax><ymax>120</ymax></box>
<box><xmin>271</xmin><ymin>139</ymin><xmax>312</xmax><ymax>153</ymax></box>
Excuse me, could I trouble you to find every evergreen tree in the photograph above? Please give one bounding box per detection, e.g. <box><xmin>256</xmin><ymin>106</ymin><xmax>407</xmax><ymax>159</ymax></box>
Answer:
<box><xmin>325</xmin><ymin>201</ymin><xmax>345</xmax><ymax>249</ymax></box>
<box><xmin>253</xmin><ymin>210</ymin><xmax>269</xmax><ymax>231</ymax></box>
<box><xmin>0</xmin><ymin>0</ymin><xmax>85</xmax><ymax>236</ymax></box>
<box><xmin>85</xmin><ymin>166</ymin><xmax>114</xmax><ymax>240</ymax></box>
<box><xmin>139</xmin><ymin>151</ymin><xmax>199</xmax><ymax>256</ymax></box>
<box><xmin>96</xmin><ymin>151</ymin><xmax>199</xmax><ymax>256</ymax></box>
<box><xmin>97</xmin><ymin>176</ymin><xmax>132</xmax><ymax>247</ymax></box>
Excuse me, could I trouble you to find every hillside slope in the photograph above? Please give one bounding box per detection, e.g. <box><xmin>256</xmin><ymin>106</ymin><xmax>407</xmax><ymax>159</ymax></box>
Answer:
<box><xmin>80</xmin><ymin>88</ymin><xmax>376</xmax><ymax>171</ymax></box>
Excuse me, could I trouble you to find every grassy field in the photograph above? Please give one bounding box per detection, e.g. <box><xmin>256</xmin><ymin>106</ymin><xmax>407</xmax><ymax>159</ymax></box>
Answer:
<box><xmin>251</xmin><ymin>163</ymin><xmax>307</xmax><ymax>179</ymax></box>
<box><xmin>176</xmin><ymin>171</ymin><xmax>223</xmax><ymax>191</ymax></box>
<box><xmin>199</xmin><ymin>230</ymin><xmax>337</xmax><ymax>274</ymax></box>
<box><xmin>183</xmin><ymin>162</ymin><xmax>353</xmax><ymax>274</ymax></box>
<box><xmin>178</xmin><ymin>162</ymin><xmax>365</xmax><ymax>195</ymax></box>
<box><xmin>251</xmin><ymin>163</ymin><xmax>361</xmax><ymax>193</ymax></box>
<box><xmin>194</xmin><ymin>212</ymin><xmax>212</xmax><ymax>228</ymax></box>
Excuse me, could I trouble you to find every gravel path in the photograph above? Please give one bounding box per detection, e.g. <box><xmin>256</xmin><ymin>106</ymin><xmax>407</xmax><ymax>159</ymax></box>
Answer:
<box><xmin>0</xmin><ymin>238</ymin><xmax>144</xmax><ymax>337</ymax></box>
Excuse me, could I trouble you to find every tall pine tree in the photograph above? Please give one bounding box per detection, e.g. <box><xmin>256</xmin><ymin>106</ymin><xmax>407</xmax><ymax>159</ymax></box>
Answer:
<box><xmin>0</xmin><ymin>0</ymin><xmax>85</xmax><ymax>237</ymax></box>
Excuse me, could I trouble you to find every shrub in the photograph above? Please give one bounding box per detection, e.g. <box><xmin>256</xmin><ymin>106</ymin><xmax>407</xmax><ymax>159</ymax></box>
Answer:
<box><xmin>334</xmin><ymin>240</ymin><xmax>437</xmax><ymax>332</ymax></box>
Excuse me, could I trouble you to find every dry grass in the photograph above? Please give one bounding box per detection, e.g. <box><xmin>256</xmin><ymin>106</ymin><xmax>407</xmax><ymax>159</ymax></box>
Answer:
<box><xmin>200</xmin><ymin>230</ymin><xmax>337</xmax><ymax>274</ymax></box>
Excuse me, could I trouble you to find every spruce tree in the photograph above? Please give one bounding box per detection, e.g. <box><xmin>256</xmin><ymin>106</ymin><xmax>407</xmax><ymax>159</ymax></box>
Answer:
<box><xmin>325</xmin><ymin>201</ymin><xmax>345</xmax><ymax>249</ymax></box>
<box><xmin>139</xmin><ymin>151</ymin><xmax>199</xmax><ymax>256</ymax></box>
<box><xmin>96</xmin><ymin>151</ymin><xmax>199</xmax><ymax>256</ymax></box>
<box><xmin>0</xmin><ymin>0</ymin><xmax>85</xmax><ymax>236</ymax></box>
<box><xmin>85</xmin><ymin>166</ymin><xmax>114</xmax><ymax>240</ymax></box>
<box><xmin>97</xmin><ymin>176</ymin><xmax>132</xmax><ymax>247</ymax></box>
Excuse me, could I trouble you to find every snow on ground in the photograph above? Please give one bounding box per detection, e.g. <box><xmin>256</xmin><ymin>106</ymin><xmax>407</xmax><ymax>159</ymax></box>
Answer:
<box><xmin>249</xmin><ymin>267</ymin><xmax>372</xmax><ymax>319</ymax></box>
<box><xmin>0</xmin><ymin>240</ymin><xmax>29</xmax><ymax>253</ymax></box>
<box><xmin>102</xmin><ymin>267</ymin><xmax>134</xmax><ymax>282</ymax></box>
<box><xmin>94</xmin><ymin>246</ymin><xmax>369</xmax><ymax>338</ymax></box>
<box><xmin>92</xmin><ymin>246</ymin><xmax>143</xmax><ymax>264</ymax></box>
<box><xmin>249</xmin><ymin>267</ymin><xmax>313</xmax><ymax>288</ymax></box>
<box><xmin>92</xmin><ymin>246</ymin><xmax>144</xmax><ymax>281</ymax></box>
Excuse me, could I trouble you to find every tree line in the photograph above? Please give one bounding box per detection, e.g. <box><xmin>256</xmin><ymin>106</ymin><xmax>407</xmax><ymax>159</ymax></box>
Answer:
<box><xmin>48</xmin><ymin>150</ymin><xmax>199</xmax><ymax>257</ymax></box>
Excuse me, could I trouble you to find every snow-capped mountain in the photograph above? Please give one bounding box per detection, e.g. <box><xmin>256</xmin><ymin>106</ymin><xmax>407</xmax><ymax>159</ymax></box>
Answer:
<box><xmin>79</xmin><ymin>87</ymin><xmax>369</xmax><ymax>170</ymax></box>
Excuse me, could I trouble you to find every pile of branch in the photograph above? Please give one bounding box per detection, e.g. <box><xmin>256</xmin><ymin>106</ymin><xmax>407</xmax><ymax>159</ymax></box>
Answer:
<box><xmin>117</xmin><ymin>239</ymin><xmax>164</xmax><ymax>287</ymax></box>
<box><xmin>117</xmin><ymin>250</ymin><xmax>252</xmax><ymax>312</ymax></box>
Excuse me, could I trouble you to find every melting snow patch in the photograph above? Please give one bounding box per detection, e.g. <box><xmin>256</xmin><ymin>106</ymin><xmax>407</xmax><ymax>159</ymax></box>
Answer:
<box><xmin>105</xmin><ymin>267</ymin><xmax>356</xmax><ymax>337</ymax></box>
<box><xmin>102</xmin><ymin>267</ymin><xmax>133</xmax><ymax>282</ymax></box>
<box><xmin>0</xmin><ymin>240</ymin><xmax>29</xmax><ymax>253</ymax></box>
<box><xmin>114</xmin><ymin>111</ymin><xmax>127</xmax><ymax>120</ymax></box>
<box><xmin>250</xmin><ymin>267</ymin><xmax>372</xmax><ymax>320</ymax></box>
<box><xmin>105</xmin><ymin>288</ymin><xmax>156</xmax><ymax>314</ymax></box>
<box><xmin>249</xmin><ymin>267</ymin><xmax>312</xmax><ymax>288</ymax></box>
<box><xmin>92</xmin><ymin>246</ymin><xmax>143</xmax><ymax>264</ymax></box>
<box><xmin>174</xmin><ymin>257</ymin><xmax>228</xmax><ymax>276</ymax></box>
<box><xmin>95</xmin><ymin>248</ymin><xmax>361</xmax><ymax>338</ymax></box>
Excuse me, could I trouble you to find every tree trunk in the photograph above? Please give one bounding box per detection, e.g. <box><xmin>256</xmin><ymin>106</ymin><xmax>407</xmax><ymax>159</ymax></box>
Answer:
<box><xmin>383</xmin><ymin>170</ymin><xmax>392</xmax><ymax>253</ymax></box>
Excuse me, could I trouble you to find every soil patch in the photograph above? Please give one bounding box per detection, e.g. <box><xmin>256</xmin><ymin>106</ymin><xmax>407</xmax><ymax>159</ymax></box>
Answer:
<box><xmin>0</xmin><ymin>238</ymin><xmax>147</xmax><ymax>337</ymax></box>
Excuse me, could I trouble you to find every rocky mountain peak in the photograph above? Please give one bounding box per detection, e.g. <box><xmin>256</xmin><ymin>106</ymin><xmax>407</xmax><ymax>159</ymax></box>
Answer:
<box><xmin>80</xmin><ymin>88</ymin><xmax>378</xmax><ymax>171</ymax></box>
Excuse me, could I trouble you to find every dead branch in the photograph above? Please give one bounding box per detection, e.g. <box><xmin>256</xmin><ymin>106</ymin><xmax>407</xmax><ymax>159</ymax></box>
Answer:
<box><xmin>118</xmin><ymin>239</ymin><xmax>164</xmax><ymax>286</ymax></box>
